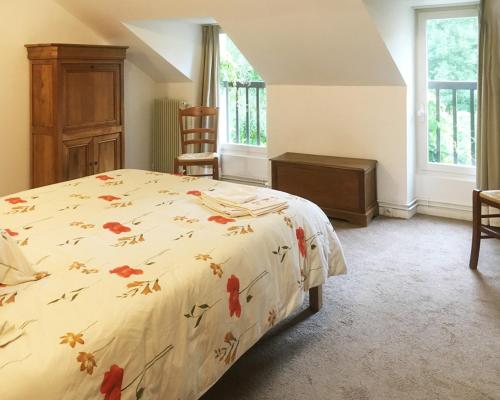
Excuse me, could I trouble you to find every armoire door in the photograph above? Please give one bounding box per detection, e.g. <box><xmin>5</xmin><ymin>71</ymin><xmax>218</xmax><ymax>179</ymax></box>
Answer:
<box><xmin>61</xmin><ymin>63</ymin><xmax>122</xmax><ymax>133</ymax></box>
<box><xmin>62</xmin><ymin>137</ymin><xmax>94</xmax><ymax>180</ymax></box>
<box><xmin>93</xmin><ymin>133</ymin><xmax>122</xmax><ymax>174</ymax></box>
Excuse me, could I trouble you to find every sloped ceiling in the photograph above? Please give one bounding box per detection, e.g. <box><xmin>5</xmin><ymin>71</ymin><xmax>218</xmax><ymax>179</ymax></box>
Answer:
<box><xmin>123</xmin><ymin>19</ymin><xmax>203</xmax><ymax>81</ymax></box>
<box><xmin>55</xmin><ymin>0</ymin><xmax>404</xmax><ymax>86</ymax></box>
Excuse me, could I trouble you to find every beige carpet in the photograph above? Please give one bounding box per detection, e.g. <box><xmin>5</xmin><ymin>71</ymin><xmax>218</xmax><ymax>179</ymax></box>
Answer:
<box><xmin>202</xmin><ymin>215</ymin><xmax>500</xmax><ymax>400</ymax></box>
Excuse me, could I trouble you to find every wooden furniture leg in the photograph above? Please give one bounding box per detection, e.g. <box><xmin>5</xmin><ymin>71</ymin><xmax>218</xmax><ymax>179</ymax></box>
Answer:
<box><xmin>173</xmin><ymin>158</ymin><xmax>179</xmax><ymax>175</ymax></box>
<box><xmin>469</xmin><ymin>190</ymin><xmax>481</xmax><ymax>270</ymax></box>
<box><xmin>213</xmin><ymin>158</ymin><xmax>219</xmax><ymax>180</ymax></box>
<box><xmin>309</xmin><ymin>285</ymin><xmax>323</xmax><ymax>313</ymax></box>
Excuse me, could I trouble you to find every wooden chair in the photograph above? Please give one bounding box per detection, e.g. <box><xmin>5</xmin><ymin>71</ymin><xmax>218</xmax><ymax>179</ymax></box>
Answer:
<box><xmin>174</xmin><ymin>106</ymin><xmax>219</xmax><ymax>179</ymax></box>
<box><xmin>469</xmin><ymin>189</ymin><xmax>500</xmax><ymax>269</ymax></box>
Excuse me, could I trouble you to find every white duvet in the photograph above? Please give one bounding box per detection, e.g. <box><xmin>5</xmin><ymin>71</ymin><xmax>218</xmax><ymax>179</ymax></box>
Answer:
<box><xmin>0</xmin><ymin>169</ymin><xmax>346</xmax><ymax>400</ymax></box>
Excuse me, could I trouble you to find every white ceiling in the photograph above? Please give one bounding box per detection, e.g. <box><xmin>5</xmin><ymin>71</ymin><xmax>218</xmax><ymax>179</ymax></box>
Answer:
<box><xmin>55</xmin><ymin>0</ymin><xmax>405</xmax><ymax>86</ymax></box>
<box><xmin>123</xmin><ymin>19</ymin><xmax>202</xmax><ymax>81</ymax></box>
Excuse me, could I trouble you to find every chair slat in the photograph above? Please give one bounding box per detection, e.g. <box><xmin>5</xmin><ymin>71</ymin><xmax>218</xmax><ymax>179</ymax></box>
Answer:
<box><xmin>179</xmin><ymin>106</ymin><xmax>218</xmax><ymax>117</ymax></box>
<box><xmin>481</xmin><ymin>226</ymin><xmax>500</xmax><ymax>239</ymax></box>
<box><xmin>481</xmin><ymin>213</ymin><xmax>500</xmax><ymax>218</ymax></box>
<box><xmin>183</xmin><ymin>140</ymin><xmax>216</xmax><ymax>145</ymax></box>
<box><xmin>181</xmin><ymin>128</ymin><xmax>216</xmax><ymax>134</ymax></box>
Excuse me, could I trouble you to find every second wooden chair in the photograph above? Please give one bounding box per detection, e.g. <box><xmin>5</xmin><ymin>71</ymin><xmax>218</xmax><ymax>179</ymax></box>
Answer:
<box><xmin>469</xmin><ymin>189</ymin><xmax>500</xmax><ymax>269</ymax></box>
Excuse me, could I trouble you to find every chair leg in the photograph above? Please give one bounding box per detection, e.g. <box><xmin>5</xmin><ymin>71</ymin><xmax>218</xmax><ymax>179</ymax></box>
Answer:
<box><xmin>469</xmin><ymin>190</ymin><xmax>482</xmax><ymax>270</ymax></box>
<box><xmin>175</xmin><ymin>159</ymin><xmax>187</xmax><ymax>176</ymax></box>
<box><xmin>213</xmin><ymin>159</ymin><xmax>219</xmax><ymax>180</ymax></box>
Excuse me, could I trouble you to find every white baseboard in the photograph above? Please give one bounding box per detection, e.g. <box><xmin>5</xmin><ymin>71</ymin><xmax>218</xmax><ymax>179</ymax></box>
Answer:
<box><xmin>379</xmin><ymin>199</ymin><xmax>472</xmax><ymax>221</ymax></box>
<box><xmin>379</xmin><ymin>200</ymin><xmax>418</xmax><ymax>219</ymax></box>
<box><xmin>221</xmin><ymin>175</ymin><xmax>267</xmax><ymax>187</ymax></box>
<box><xmin>416</xmin><ymin>200</ymin><xmax>472</xmax><ymax>221</ymax></box>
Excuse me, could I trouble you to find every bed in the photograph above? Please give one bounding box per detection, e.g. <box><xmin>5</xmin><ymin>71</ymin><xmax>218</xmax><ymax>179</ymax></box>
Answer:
<box><xmin>0</xmin><ymin>169</ymin><xmax>346</xmax><ymax>400</ymax></box>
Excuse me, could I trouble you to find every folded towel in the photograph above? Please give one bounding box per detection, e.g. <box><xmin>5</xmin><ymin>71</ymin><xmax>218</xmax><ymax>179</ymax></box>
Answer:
<box><xmin>206</xmin><ymin>187</ymin><xmax>258</xmax><ymax>205</ymax></box>
<box><xmin>201</xmin><ymin>196</ymin><xmax>251</xmax><ymax>217</ymax></box>
<box><xmin>201</xmin><ymin>191</ymin><xmax>288</xmax><ymax>217</ymax></box>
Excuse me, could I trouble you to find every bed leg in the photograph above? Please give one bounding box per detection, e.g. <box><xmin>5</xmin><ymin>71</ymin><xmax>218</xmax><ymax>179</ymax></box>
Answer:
<box><xmin>309</xmin><ymin>285</ymin><xmax>323</xmax><ymax>313</ymax></box>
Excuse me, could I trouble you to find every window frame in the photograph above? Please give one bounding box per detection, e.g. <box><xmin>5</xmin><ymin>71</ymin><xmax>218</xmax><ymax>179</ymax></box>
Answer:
<box><xmin>416</xmin><ymin>6</ymin><xmax>479</xmax><ymax>177</ymax></box>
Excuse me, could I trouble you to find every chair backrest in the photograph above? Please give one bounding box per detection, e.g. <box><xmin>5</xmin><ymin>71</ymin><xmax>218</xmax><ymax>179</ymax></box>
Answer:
<box><xmin>178</xmin><ymin>106</ymin><xmax>219</xmax><ymax>154</ymax></box>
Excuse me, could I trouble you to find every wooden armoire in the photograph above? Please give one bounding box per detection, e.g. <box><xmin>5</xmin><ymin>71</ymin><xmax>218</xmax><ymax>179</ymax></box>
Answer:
<box><xmin>26</xmin><ymin>44</ymin><xmax>128</xmax><ymax>188</ymax></box>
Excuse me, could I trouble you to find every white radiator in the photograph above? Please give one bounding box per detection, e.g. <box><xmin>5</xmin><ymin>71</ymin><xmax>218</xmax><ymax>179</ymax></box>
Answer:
<box><xmin>152</xmin><ymin>98</ymin><xmax>186</xmax><ymax>173</ymax></box>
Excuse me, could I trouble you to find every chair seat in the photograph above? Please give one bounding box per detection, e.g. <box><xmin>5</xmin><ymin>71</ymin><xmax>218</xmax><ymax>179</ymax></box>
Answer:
<box><xmin>177</xmin><ymin>152</ymin><xmax>218</xmax><ymax>162</ymax></box>
<box><xmin>480</xmin><ymin>190</ymin><xmax>500</xmax><ymax>204</ymax></box>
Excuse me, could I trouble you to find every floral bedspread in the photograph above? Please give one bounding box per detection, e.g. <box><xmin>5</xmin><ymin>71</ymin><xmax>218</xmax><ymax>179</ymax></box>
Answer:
<box><xmin>0</xmin><ymin>169</ymin><xmax>346</xmax><ymax>400</ymax></box>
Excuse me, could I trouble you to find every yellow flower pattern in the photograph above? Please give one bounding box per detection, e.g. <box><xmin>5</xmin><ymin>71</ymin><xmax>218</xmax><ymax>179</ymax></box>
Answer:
<box><xmin>77</xmin><ymin>352</ymin><xmax>97</xmax><ymax>375</ymax></box>
<box><xmin>60</xmin><ymin>332</ymin><xmax>85</xmax><ymax>348</ymax></box>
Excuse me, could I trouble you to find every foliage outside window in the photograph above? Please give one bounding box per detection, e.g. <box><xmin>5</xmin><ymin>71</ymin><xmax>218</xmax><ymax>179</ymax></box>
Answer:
<box><xmin>426</xmin><ymin>16</ymin><xmax>478</xmax><ymax>166</ymax></box>
<box><xmin>220</xmin><ymin>34</ymin><xmax>267</xmax><ymax>146</ymax></box>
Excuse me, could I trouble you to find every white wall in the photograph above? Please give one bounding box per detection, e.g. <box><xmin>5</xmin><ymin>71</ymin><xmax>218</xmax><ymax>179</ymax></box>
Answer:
<box><xmin>0</xmin><ymin>0</ymin><xmax>156</xmax><ymax>196</ymax></box>
<box><xmin>267</xmin><ymin>85</ymin><xmax>409</xmax><ymax>206</ymax></box>
<box><xmin>0</xmin><ymin>0</ymin><xmax>104</xmax><ymax>196</ymax></box>
<box><xmin>363</xmin><ymin>0</ymin><xmax>417</xmax><ymax>203</ymax></box>
<box><xmin>415</xmin><ymin>173</ymin><xmax>474</xmax><ymax>219</ymax></box>
<box><xmin>124</xmin><ymin>61</ymin><xmax>156</xmax><ymax>170</ymax></box>
<box><xmin>152</xmin><ymin>21</ymin><xmax>202</xmax><ymax>108</ymax></box>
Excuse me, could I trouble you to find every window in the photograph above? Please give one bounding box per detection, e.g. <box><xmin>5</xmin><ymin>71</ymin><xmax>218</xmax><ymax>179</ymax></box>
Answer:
<box><xmin>219</xmin><ymin>33</ymin><xmax>267</xmax><ymax>147</ymax></box>
<box><xmin>417</xmin><ymin>8</ymin><xmax>479</xmax><ymax>174</ymax></box>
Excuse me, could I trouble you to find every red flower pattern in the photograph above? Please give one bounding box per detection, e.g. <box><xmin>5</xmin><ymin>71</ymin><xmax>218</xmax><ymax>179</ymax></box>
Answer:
<box><xmin>227</xmin><ymin>275</ymin><xmax>241</xmax><ymax>318</ymax></box>
<box><xmin>100</xmin><ymin>364</ymin><xmax>124</xmax><ymax>400</ymax></box>
<box><xmin>96</xmin><ymin>175</ymin><xmax>114</xmax><ymax>181</ymax></box>
<box><xmin>296</xmin><ymin>227</ymin><xmax>307</xmax><ymax>257</ymax></box>
<box><xmin>110</xmin><ymin>266</ymin><xmax>144</xmax><ymax>278</ymax></box>
<box><xmin>208</xmin><ymin>215</ymin><xmax>236</xmax><ymax>225</ymax></box>
<box><xmin>4</xmin><ymin>229</ymin><xmax>18</xmax><ymax>237</ymax></box>
<box><xmin>187</xmin><ymin>190</ymin><xmax>202</xmax><ymax>197</ymax></box>
<box><xmin>103</xmin><ymin>222</ymin><xmax>131</xmax><ymax>234</ymax></box>
<box><xmin>5</xmin><ymin>197</ymin><xmax>26</xmax><ymax>204</ymax></box>
<box><xmin>99</xmin><ymin>195</ymin><xmax>121</xmax><ymax>202</ymax></box>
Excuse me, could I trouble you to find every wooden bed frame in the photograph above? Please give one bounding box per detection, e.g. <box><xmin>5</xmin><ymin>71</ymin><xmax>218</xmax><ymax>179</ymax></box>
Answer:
<box><xmin>309</xmin><ymin>285</ymin><xmax>322</xmax><ymax>312</ymax></box>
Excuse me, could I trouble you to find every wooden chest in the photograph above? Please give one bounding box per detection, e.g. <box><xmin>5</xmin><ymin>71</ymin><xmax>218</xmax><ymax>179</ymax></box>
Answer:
<box><xmin>271</xmin><ymin>153</ymin><xmax>378</xmax><ymax>226</ymax></box>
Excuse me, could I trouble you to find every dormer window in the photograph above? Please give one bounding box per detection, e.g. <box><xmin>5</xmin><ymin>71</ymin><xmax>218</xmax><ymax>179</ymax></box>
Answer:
<box><xmin>219</xmin><ymin>33</ymin><xmax>267</xmax><ymax>147</ymax></box>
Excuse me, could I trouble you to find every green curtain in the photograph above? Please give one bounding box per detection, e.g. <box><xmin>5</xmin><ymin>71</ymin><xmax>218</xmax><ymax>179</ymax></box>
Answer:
<box><xmin>200</xmin><ymin>25</ymin><xmax>220</xmax><ymax>107</ymax></box>
<box><xmin>477</xmin><ymin>0</ymin><xmax>500</xmax><ymax>190</ymax></box>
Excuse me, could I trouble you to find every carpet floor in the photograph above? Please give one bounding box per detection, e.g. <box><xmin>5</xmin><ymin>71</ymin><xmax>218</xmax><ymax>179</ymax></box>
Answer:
<box><xmin>202</xmin><ymin>215</ymin><xmax>500</xmax><ymax>400</ymax></box>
